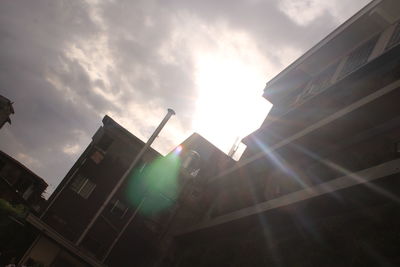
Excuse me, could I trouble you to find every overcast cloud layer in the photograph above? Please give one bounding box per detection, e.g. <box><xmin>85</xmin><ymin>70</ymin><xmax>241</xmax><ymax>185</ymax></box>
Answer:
<box><xmin>0</xmin><ymin>0</ymin><xmax>370</xmax><ymax>195</ymax></box>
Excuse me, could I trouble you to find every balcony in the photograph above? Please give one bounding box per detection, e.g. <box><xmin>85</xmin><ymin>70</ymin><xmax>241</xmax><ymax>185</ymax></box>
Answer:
<box><xmin>245</xmin><ymin>20</ymin><xmax>400</xmax><ymax>150</ymax></box>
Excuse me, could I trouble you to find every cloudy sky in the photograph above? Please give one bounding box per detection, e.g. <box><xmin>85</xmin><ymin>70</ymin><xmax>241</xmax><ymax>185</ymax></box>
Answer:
<box><xmin>0</xmin><ymin>0</ymin><xmax>370</xmax><ymax>196</ymax></box>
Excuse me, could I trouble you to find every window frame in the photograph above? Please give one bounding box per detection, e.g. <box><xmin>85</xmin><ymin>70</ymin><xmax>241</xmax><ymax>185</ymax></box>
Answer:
<box><xmin>109</xmin><ymin>199</ymin><xmax>129</xmax><ymax>219</ymax></box>
<box><xmin>70</xmin><ymin>174</ymin><xmax>96</xmax><ymax>199</ymax></box>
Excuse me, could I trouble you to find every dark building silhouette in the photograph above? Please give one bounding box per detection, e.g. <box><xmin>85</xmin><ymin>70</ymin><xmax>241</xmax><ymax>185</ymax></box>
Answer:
<box><xmin>19</xmin><ymin>117</ymin><xmax>233</xmax><ymax>266</ymax></box>
<box><xmin>25</xmin><ymin>115</ymin><xmax>162</xmax><ymax>266</ymax></box>
<box><xmin>0</xmin><ymin>150</ymin><xmax>47</xmax><ymax>212</ymax></box>
<box><xmin>0</xmin><ymin>95</ymin><xmax>14</xmax><ymax>129</ymax></box>
<box><xmin>43</xmin><ymin>115</ymin><xmax>161</xmax><ymax>246</ymax></box>
<box><xmin>107</xmin><ymin>133</ymin><xmax>234</xmax><ymax>267</ymax></box>
<box><xmin>168</xmin><ymin>0</ymin><xmax>400</xmax><ymax>266</ymax></box>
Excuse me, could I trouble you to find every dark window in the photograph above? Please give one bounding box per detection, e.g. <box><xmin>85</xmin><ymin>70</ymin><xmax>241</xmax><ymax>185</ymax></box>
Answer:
<box><xmin>0</xmin><ymin>158</ymin><xmax>5</xmax><ymax>171</ymax></box>
<box><xmin>305</xmin><ymin>62</ymin><xmax>339</xmax><ymax>96</ymax></box>
<box><xmin>70</xmin><ymin>174</ymin><xmax>96</xmax><ymax>199</ymax></box>
<box><xmin>109</xmin><ymin>198</ymin><xmax>129</xmax><ymax>218</ymax></box>
<box><xmin>90</xmin><ymin>150</ymin><xmax>104</xmax><ymax>164</ymax></box>
<box><xmin>191</xmin><ymin>189</ymin><xmax>201</xmax><ymax>198</ymax></box>
<box><xmin>386</xmin><ymin>22</ymin><xmax>400</xmax><ymax>51</ymax></box>
<box><xmin>97</xmin><ymin>133</ymin><xmax>113</xmax><ymax>151</ymax></box>
<box><xmin>15</xmin><ymin>177</ymin><xmax>31</xmax><ymax>194</ymax></box>
<box><xmin>81</xmin><ymin>235</ymin><xmax>104</xmax><ymax>258</ymax></box>
<box><xmin>339</xmin><ymin>35</ymin><xmax>378</xmax><ymax>79</ymax></box>
<box><xmin>181</xmin><ymin>150</ymin><xmax>201</xmax><ymax>177</ymax></box>
<box><xmin>143</xmin><ymin>219</ymin><xmax>159</xmax><ymax>233</ymax></box>
<box><xmin>22</xmin><ymin>185</ymin><xmax>34</xmax><ymax>200</ymax></box>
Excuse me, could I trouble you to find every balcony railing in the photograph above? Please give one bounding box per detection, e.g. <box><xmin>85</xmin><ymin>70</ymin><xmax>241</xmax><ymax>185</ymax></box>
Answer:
<box><xmin>289</xmin><ymin>61</ymin><xmax>338</xmax><ymax>109</ymax></box>
<box><xmin>278</xmin><ymin>19</ymin><xmax>400</xmax><ymax>118</ymax></box>
<box><xmin>338</xmin><ymin>35</ymin><xmax>379</xmax><ymax>79</ymax></box>
<box><xmin>385</xmin><ymin>21</ymin><xmax>400</xmax><ymax>51</ymax></box>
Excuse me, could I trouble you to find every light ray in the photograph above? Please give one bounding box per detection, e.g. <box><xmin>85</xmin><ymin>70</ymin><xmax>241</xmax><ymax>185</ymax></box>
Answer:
<box><xmin>253</xmin><ymin>137</ymin><xmax>309</xmax><ymax>189</ymax></box>
<box><xmin>290</xmin><ymin>142</ymin><xmax>400</xmax><ymax>204</ymax></box>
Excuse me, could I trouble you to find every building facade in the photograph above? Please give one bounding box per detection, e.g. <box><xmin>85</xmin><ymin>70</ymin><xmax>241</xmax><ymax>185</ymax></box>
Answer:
<box><xmin>0</xmin><ymin>150</ymin><xmax>47</xmax><ymax>212</ymax></box>
<box><xmin>20</xmin><ymin>116</ymin><xmax>233</xmax><ymax>266</ymax></box>
<box><xmin>27</xmin><ymin>115</ymin><xmax>162</xmax><ymax>266</ymax></box>
<box><xmin>0</xmin><ymin>95</ymin><xmax>14</xmax><ymax>130</ymax></box>
<box><xmin>169</xmin><ymin>0</ymin><xmax>400</xmax><ymax>266</ymax></box>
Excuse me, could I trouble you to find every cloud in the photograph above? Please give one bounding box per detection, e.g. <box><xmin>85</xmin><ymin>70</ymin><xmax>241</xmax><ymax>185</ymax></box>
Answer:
<box><xmin>0</xmin><ymin>0</ymin><xmax>100</xmax><ymax>195</ymax></box>
<box><xmin>0</xmin><ymin>0</ymin><xmax>370</xmax><ymax>196</ymax></box>
<box><xmin>62</xmin><ymin>144</ymin><xmax>81</xmax><ymax>156</ymax></box>
<box><xmin>16</xmin><ymin>153</ymin><xmax>41</xmax><ymax>168</ymax></box>
<box><xmin>279</xmin><ymin>0</ymin><xmax>371</xmax><ymax>26</ymax></box>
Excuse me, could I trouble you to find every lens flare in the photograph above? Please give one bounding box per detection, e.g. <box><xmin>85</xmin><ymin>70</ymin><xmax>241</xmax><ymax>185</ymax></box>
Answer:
<box><xmin>174</xmin><ymin>145</ymin><xmax>183</xmax><ymax>155</ymax></box>
<box><xmin>125</xmin><ymin>153</ymin><xmax>182</xmax><ymax>216</ymax></box>
<box><xmin>253</xmin><ymin>136</ymin><xmax>308</xmax><ymax>189</ymax></box>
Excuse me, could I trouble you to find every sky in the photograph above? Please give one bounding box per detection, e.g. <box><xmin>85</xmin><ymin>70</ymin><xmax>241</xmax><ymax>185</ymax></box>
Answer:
<box><xmin>0</xmin><ymin>0</ymin><xmax>370</xmax><ymax>196</ymax></box>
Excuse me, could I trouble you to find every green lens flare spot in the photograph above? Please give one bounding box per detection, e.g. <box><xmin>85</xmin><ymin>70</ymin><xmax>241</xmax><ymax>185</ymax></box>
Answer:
<box><xmin>125</xmin><ymin>153</ymin><xmax>181</xmax><ymax>216</ymax></box>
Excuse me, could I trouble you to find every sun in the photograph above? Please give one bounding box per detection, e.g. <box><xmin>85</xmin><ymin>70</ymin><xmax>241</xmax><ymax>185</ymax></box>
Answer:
<box><xmin>193</xmin><ymin>52</ymin><xmax>272</xmax><ymax>159</ymax></box>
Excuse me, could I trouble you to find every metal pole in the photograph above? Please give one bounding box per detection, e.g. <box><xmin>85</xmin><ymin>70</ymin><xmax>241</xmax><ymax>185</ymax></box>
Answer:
<box><xmin>101</xmin><ymin>197</ymin><xmax>146</xmax><ymax>262</ymax></box>
<box><xmin>76</xmin><ymin>108</ymin><xmax>175</xmax><ymax>245</ymax></box>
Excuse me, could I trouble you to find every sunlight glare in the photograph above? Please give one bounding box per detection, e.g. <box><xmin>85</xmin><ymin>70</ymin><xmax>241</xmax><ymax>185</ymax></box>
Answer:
<box><xmin>193</xmin><ymin>52</ymin><xmax>272</xmax><ymax>159</ymax></box>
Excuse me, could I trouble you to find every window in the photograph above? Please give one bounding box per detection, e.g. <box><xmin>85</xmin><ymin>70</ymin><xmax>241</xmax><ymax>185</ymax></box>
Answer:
<box><xmin>305</xmin><ymin>62</ymin><xmax>338</xmax><ymax>96</ymax></box>
<box><xmin>144</xmin><ymin>219</ymin><xmax>159</xmax><ymax>234</ymax></box>
<box><xmin>70</xmin><ymin>174</ymin><xmax>96</xmax><ymax>199</ymax></box>
<box><xmin>0</xmin><ymin>158</ymin><xmax>5</xmax><ymax>171</ymax></box>
<box><xmin>90</xmin><ymin>150</ymin><xmax>104</xmax><ymax>164</ymax></box>
<box><xmin>339</xmin><ymin>35</ymin><xmax>378</xmax><ymax>79</ymax></box>
<box><xmin>181</xmin><ymin>150</ymin><xmax>201</xmax><ymax>177</ymax></box>
<box><xmin>386</xmin><ymin>22</ymin><xmax>400</xmax><ymax>51</ymax></box>
<box><xmin>15</xmin><ymin>177</ymin><xmax>31</xmax><ymax>194</ymax></box>
<box><xmin>97</xmin><ymin>133</ymin><xmax>113</xmax><ymax>151</ymax></box>
<box><xmin>109</xmin><ymin>198</ymin><xmax>129</xmax><ymax>218</ymax></box>
<box><xmin>22</xmin><ymin>185</ymin><xmax>34</xmax><ymax>200</ymax></box>
<box><xmin>191</xmin><ymin>189</ymin><xmax>201</xmax><ymax>198</ymax></box>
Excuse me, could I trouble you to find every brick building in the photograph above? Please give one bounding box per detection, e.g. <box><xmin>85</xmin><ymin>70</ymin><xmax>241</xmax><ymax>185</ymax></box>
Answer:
<box><xmin>20</xmin><ymin>116</ymin><xmax>233</xmax><ymax>266</ymax></box>
<box><xmin>22</xmin><ymin>115</ymin><xmax>162</xmax><ymax>266</ymax></box>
